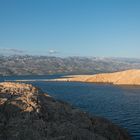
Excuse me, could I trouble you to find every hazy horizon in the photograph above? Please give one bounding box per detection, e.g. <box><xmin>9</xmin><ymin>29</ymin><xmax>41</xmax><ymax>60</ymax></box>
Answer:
<box><xmin>1</xmin><ymin>53</ymin><xmax>140</xmax><ymax>60</ymax></box>
<box><xmin>0</xmin><ymin>0</ymin><xmax>140</xmax><ymax>58</ymax></box>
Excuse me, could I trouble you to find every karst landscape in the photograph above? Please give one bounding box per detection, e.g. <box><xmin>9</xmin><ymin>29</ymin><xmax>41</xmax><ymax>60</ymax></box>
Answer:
<box><xmin>0</xmin><ymin>82</ymin><xmax>131</xmax><ymax>140</ymax></box>
<box><xmin>1</xmin><ymin>0</ymin><xmax>140</xmax><ymax>139</ymax></box>
<box><xmin>51</xmin><ymin>69</ymin><xmax>140</xmax><ymax>86</ymax></box>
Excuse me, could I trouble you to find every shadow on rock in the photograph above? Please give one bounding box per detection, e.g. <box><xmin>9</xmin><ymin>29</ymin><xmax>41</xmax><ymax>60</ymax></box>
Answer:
<box><xmin>0</xmin><ymin>82</ymin><xmax>132</xmax><ymax>140</ymax></box>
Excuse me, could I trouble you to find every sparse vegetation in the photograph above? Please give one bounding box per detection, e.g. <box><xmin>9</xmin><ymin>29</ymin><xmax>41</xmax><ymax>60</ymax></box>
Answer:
<box><xmin>0</xmin><ymin>55</ymin><xmax>140</xmax><ymax>76</ymax></box>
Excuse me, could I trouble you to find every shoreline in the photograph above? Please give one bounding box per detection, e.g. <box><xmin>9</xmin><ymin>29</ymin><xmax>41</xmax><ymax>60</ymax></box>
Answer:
<box><xmin>1</xmin><ymin>69</ymin><xmax>140</xmax><ymax>86</ymax></box>
<box><xmin>0</xmin><ymin>82</ymin><xmax>132</xmax><ymax>140</ymax></box>
<box><xmin>42</xmin><ymin>69</ymin><xmax>140</xmax><ymax>86</ymax></box>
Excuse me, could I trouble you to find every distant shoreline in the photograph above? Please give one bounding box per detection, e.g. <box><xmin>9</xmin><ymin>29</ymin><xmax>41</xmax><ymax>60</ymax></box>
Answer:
<box><xmin>18</xmin><ymin>69</ymin><xmax>140</xmax><ymax>86</ymax></box>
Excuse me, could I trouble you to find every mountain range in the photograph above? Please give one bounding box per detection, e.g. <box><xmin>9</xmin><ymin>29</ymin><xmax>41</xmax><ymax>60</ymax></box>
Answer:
<box><xmin>0</xmin><ymin>55</ymin><xmax>140</xmax><ymax>76</ymax></box>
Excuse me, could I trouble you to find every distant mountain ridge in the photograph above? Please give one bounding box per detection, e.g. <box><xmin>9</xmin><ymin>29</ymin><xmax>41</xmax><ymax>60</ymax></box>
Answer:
<box><xmin>0</xmin><ymin>55</ymin><xmax>140</xmax><ymax>76</ymax></box>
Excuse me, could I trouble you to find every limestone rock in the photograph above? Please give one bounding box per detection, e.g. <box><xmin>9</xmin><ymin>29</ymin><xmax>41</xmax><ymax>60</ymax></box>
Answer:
<box><xmin>0</xmin><ymin>82</ymin><xmax>132</xmax><ymax>140</ymax></box>
<box><xmin>51</xmin><ymin>69</ymin><xmax>140</xmax><ymax>86</ymax></box>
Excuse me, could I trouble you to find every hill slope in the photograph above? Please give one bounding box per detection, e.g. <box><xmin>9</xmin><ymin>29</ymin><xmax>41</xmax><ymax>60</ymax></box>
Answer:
<box><xmin>0</xmin><ymin>55</ymin><xmax>140</xmax><ymax>76</ymax></box>
<box><xmin>0</xmin><ymin>82</ymin><xmax>131</xmax><ymax>140</ymax></box>
<box><xmin>51</xmin><ymin>69</ymin><xmax>140</xmax><ymax>85</ymax></box>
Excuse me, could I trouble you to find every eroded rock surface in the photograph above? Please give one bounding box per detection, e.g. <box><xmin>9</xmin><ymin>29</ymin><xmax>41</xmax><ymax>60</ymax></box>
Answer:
<box><xmin>0</xmin><ymin>82</ymin><xmax>132</xmax><ymax>140</ymax></box>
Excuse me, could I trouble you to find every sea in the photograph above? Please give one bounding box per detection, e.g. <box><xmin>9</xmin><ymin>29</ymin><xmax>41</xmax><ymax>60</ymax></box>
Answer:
<box><xmin>0</xmin><ymin>75</ymin><xmax>140</xmax><ymax>140</ymax></box>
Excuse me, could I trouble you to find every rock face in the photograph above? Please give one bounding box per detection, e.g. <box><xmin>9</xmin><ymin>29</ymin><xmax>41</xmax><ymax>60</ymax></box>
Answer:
<box><xmin>0</xmin><ymin>82</ymin><xmax>131</xmax><ymax>140</ymax></box>
<box><xmin>51</xmin><ymin>69</ymin><xmax>140</xmax><ymax>86</ymax></box>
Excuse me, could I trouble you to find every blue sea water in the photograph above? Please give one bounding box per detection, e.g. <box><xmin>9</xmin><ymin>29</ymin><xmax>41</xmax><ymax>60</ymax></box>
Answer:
<box><xmin>0</xmin><ymin>75</ymin><xmax>140</xmax><ymax>140</ymax></box>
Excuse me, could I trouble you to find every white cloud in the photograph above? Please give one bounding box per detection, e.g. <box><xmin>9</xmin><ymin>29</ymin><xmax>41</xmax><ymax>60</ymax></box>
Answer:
<box><xmin>48</xmin><ymin>49</ymin><xmax>59</xmax><ymax>55</ymax></box>
<box><xmin>0</xmin><ymin>48</ymin><xmax>25</xmax><ymax>54</ymax></box>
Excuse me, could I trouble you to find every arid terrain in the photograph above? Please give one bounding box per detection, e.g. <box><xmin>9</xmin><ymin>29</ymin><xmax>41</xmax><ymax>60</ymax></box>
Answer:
<box><xmin>50</xmin><ymin>69</ymin><xmax>140</xmax><ymax>86</ymax></box>
<box><xmin>0</xmin><ymin>82</ymin><xmax>131</xmax><ymax>140</ymax></box>
<box><xmin>0</xmin><ymin>55</ymin><xmax>140</xmax><ymax>76</ymax></box>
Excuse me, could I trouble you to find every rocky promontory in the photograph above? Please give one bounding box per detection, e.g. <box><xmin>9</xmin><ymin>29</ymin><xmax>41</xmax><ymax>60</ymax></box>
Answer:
<box><xmin>0</xmin><ymin>82</ymin><xmax>131</xmax><ymax>140</ymax></box>
<box><xmin>50</xmin><ymin>69</ymin><xmax>140</xmax><ymax>86</ymax></box>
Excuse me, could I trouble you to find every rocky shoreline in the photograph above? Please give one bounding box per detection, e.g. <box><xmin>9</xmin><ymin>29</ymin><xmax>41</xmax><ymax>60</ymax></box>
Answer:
<box><xmin>0</xmin><ymin>82</ymin><xmax>132</xmax><ymax>140</ymax></box>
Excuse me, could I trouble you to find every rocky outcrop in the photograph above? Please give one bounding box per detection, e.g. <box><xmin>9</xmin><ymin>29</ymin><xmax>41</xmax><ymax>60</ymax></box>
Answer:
<box><xmin>50</xmin><ymin>69</ymin><xmax>140</xmax><ymax>86</ymax></box>
<box><xmin>0</xmin><ymin>82</ymin><xmax>131</xmax><ymax>140</ymax></box>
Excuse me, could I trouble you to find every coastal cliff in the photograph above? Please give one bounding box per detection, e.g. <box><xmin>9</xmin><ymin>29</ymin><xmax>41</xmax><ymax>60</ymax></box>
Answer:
<box><xmin>0</xmin><ymin>82</ymin><xmax>131</xmax><ymax>140</ymax></box>
<box><xmin>51</xmin><ymin>69</ymin><xmax>140</xmax><ymax>86</ymax></box>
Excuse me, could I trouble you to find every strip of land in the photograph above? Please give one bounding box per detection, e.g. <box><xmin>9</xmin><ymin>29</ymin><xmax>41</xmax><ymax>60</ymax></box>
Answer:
<box><xmin>48</xmin><ymin>69</ymin><xmax>140</xmax><ymax>86</ymax></box>
<box><xmin>7</xmin><ymin>69</ymin><xmax>140</xmax><ymax>86</ymax></box>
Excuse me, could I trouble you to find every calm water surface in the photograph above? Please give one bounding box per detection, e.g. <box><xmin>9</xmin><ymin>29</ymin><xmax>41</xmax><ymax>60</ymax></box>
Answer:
<box><xmin>0</xmin><ymin>75</ymin><xmax>140</xmax><ymax>140</ymax></box>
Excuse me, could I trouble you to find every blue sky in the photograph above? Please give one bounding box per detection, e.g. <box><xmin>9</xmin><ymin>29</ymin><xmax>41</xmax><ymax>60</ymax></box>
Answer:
<box><xmin>0</xmin><ymin>0</ymin><xmax>140</xmax><ymax>57</ymax></box>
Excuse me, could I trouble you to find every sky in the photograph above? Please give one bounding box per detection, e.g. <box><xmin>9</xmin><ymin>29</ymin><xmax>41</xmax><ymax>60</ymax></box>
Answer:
<box><xmin>0</xmin><ymin>0</ymin><xmax>140</xmax><ymax>57</ymax></box>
